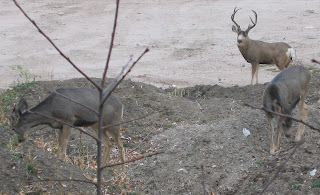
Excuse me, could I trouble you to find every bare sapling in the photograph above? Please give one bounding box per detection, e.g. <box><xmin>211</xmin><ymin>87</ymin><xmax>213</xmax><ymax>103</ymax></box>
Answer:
<box><xmin>262</xmin><ymin>65</ymin><xmax>311</xmax><ymax>154</ymax></box>
<box><xmin>12</xmin><ymin>0</ymin><xmax>164</xmax><ymax>193</ymax></box>
<box><xmin>10</xmin><ymin>88</ymin><xmax>126</xmax><ymax>171</ymax></box>
<box><xmin>231</xmin><ymin>7</ymin><xmax>295</xmax><ymax>85</ymax></box>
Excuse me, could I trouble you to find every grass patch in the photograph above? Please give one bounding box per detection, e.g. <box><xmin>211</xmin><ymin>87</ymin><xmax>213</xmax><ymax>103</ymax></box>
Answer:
<box><xmin>0</xmin><ymin>81</ymin><xmax>37</xmax><ymax>126</ymax></box>
<box><xmin>1</xmin><ymin>65</ymin><xmax>37</xmax><ymax>126</ymax></box>
<box><xmin>266</xmin><ymin>68</ymin><xmax>280</xmax><ymax>73</ymax></box>
<box><xmin>308</xmin><ymin>66</ymin><xmax>320</xmax><ymax>73</ymax></box>
<box><xmin>260</xmin><ymin>64</ymin><xmax>274</xmax><ymax>68</ymax></box>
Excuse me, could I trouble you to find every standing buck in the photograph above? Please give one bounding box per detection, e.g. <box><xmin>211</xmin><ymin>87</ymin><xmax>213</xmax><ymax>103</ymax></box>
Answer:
<box><xmin>263</xmin><ymin>65</ymin><xmax>311</xmax><ymax>154</ymax></box>
<box><xmin>231</xmin><ymin>7</ymin><xmax>295</xmax><ymax>85</ymax></box>
<box><xmin>10</xmin><ymin>88</ymin><xmax>125</xmax><ymax>171</ymax></box>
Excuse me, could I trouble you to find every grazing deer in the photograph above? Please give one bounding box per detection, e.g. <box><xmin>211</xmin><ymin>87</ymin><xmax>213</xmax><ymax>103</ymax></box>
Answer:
<box><xmin>10</xmin><ymin>88</ymin><xmax>125</xmax><ymax>171</ymax></box>
<box><xmin>263</xmin><ymin>65</ymin><xmax>311</xmax><ymax>154</ymax></box>
<box><xmin>231</xmin><ymin>7</ymin><xmax>295</xmax><ymax>85</ymax></box>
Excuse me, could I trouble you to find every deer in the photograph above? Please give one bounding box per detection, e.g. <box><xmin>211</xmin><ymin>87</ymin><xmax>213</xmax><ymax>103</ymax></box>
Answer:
<box><xmin>10</xmin><ymin>88</ymin><xmax>125</xmax><ymax>171</ymax></box>
<box><xmin>231</xmin><ymin>7</ymin><xmax>295</xmax><ymax>85</ymax></box>
<box><xmin>262</xmin><ymin>65</ymin><xmax>311</xmax><ymax>154</ymax></box>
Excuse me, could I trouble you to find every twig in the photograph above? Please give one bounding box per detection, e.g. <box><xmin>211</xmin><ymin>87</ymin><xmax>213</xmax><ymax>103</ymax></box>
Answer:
<box><xmin>201</xmin><ymin>164</ymin><xmax>208</xmax><ymax>195</ymax></box>
<box><xmin>29</xmin><ymin>111</ymin><xmax>99</xmax><ymax>141</ymax></box>
<box><xmin>259</xmin><ymin>139</ymin><xmax>304</xmax><ymax>195</ymax></box>
<box><xmin>311</xmin><ymin>59</ymin><xmax>320</xmax><ymax>65</ymax></box>
<box><xmin>50</xmin><ymin>90</ymin><xmax>98</xmax><ymax>115</ymax></box>
<box><xmin>103</xmin><ymin>55</ymin><xmax>133</xmax><ymax>95</ymax></box>
<box><xmin>12</xmin><ymin>0</ymin><xmax>101</xmax><ymax>90</ymax></box>
<box><xmin>101</xmin><ymin>0</ymin><xmax>120</xmax><ymax>86</ymax></box>
<box><xmin>102</xmin><ymin>108</ymin><xmax>168</xmax><ymax>129</ymax></box>
<box><xmin>101</xmin><ymin>151</ymin><xmax>164</xmax><ymax>170</ymax></box>
<box><xmin>243</xmin><ymin>103</ymin><xmax>320</xmax><ymax>132</ymax></box>
<box><xmin>102</xmin><ymin>48</ymin><xmax>149</xmax><ymax>105</ymax></box>
<box><xmin>132</xmin><ymin>131</ymin><xmax>153</xmax><ymax>151</ymax></box>
<box><xmin>37</xmin><ymin>178</ymin><xmax>96</xmax><ymax>185</ymax></box>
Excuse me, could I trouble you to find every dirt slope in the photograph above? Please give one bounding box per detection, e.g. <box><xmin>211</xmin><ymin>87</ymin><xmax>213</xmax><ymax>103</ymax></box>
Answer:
<box><xmin>0</xmin><ymin>73</ymin><xmax>319</xmax><ymax>194</ymax></box>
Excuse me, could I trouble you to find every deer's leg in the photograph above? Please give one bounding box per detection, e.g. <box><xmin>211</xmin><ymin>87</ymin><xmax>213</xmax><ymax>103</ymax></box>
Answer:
<box><xmin>251</xmin><ymin>63</ymin><xmax>259</xmax><ymax>85</ymax></box>
<box><xmin>295</xmin><ymin>99</ymin><xmax>308</xmax><ymax>142</ymax></box>
<box><xmin>91</xmin><ymin>124</ymin><xmax>113</xmax><ymax>166</ymax></box>
<box><xmin>276</xmin><ymin>58</ymin><xmax>287</xmax><ymax>71</ymax></box>
<box><xmin>275</xmin><ymin>122</ymin><xmax>281</xmax><ymax>151</ymax></box>
<box><xmin>267</xmin><ymin>115</ymin><xmax>276</xmax><ymax>154</ymax></box>
<box><xmin>284</xmin><ymin>57</ymin><xmax>291</xmax><ymax>68</ymax></box>
<box><xmin>108</xmin><ymin>126</ymin><xmax>125</xmax><ymax>172</ymax></box>
<box><xmin>101</xmin><ymin>131</ymin><xmax>113</xmax><ymax>166</ymax></box>
<box><xmin>255</xmin><ymin>64</ymin><xmax>260</xmax><ymax>84</ymax></box>
<box><xmin>58</xmin><ymin>125</ymin><xmax>72</xmax><ymax>160</ymax></box>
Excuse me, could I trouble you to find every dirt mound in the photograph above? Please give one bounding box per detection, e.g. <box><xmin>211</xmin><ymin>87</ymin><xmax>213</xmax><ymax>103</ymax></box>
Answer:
<box><xmin>1</xmin><ymin>72</ymin><xmax>320</xmax><ymax>194</ymax></box>
<box><xmin>0</xmin><ymin>126</ymin><xmax>95</xmax><ymax>194</ymax></box>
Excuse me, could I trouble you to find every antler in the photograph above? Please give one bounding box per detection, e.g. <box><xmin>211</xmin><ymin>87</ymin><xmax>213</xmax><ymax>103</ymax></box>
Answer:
<box><xmin>231</xmin><ymin>7</ymin><xmax>241</xmax><ymax>29</ymax></box>
<box><xmin>245</xmin><ymin>10</ymin><xmax>257</xmax><ymax>33</ymax></box>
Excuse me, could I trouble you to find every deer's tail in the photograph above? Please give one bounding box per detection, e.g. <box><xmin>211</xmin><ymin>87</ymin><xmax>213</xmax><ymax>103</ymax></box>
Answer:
<box><xmin>286</xmin><ymin>47</ymin><xmax>295</xmax><ymax>61</ymax></box>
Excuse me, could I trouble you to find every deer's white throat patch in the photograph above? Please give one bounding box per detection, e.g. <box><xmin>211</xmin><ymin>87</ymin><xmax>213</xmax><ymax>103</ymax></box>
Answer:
<box><xmin>237</xmin><ymin>34</ymin><xmax>245</xmax><ymax>45</ymax></box>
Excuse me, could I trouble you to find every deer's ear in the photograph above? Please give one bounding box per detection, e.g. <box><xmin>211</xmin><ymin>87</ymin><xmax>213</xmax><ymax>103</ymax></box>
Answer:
<box><xmin>232</xmin><ymin>25</ymin><xmax>238</xmax><ymax>33</ymax></box>
<box><xmin>272</xmin><ymin>99</ymin><xmax>281</xmax><ymax>113</ymax></box>
<box><xmin>18</xmin><ymin>98</ymin><xmax>28</xmax><ymax>114</ymax></box>
<box><xmin>290</xmin><ymin>96</ymin><xmax>301</xmax><ymax>110</ymax></box>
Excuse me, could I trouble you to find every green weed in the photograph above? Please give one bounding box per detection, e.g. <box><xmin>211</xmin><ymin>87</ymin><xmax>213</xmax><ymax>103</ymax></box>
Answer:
<box><xmin>256</xmin><ymin>158</ymin><xmax>263</xmax><ymax>166</ymax></box>
<box><xmin>249</xmin><ymin>185</ymin><xmax>258</xmax><ymax>191</ymax></box>
<box><xmin>292</xmin><ymin>183</ymin><xmax>301</xmax><ymax>190</ymax></box>
<box><xmin>311</xmin><ymin>180</ymin><xmax>320</xmax><ymax>188</ymax></box>
<box><xmin>11</xmin><ymin>65</ymin><xmax>37</xmax><ymax>84</ymax></box>
<box><xmin>24</xmin><ymin>150</ymin><xmax>37</xmax><ymax>176</ymax></box>
<box><xmin>7</xmin><ymin>135</ymin><xmax>19</xmax><ymax>150</ymax></box>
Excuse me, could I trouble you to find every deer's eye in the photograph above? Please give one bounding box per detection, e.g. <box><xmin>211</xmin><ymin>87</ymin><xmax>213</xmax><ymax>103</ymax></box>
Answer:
<box><xmin>282</xmin><ymin>122</ymin><xmax>287</xmax><ymax>127</ymax></box>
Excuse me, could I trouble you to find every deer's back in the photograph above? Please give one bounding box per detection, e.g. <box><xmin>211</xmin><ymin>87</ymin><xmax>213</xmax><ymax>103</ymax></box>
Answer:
<box><xmin>243</xmin><ymin>40</ymin><xmax>291</xmax><ymax>64</ymax></box>
<box><xmin>265</xmin><ymin>65</ymin><xmax>311</xmax><ymax>104</ymax></box>
<box><xmin>270</xmin><ymin>65</ymin><xmax>310</xmax><ymax>89</ymax></box>
<box><xmin>31</xmin><ymin>88</ymin><xmax>123</xmax><ymax>126</ymax></box>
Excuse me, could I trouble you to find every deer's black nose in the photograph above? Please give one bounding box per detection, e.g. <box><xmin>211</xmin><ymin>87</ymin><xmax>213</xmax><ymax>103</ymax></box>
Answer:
<box><xmin>237</xmin><ymin>39</ymin><xmax>242</xmax><ymax>44</ymax></box>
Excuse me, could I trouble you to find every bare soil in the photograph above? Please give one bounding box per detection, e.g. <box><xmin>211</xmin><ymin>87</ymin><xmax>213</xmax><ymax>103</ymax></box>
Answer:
<box><xmin>1</xmin><ymin>0</ymin><xmax>320</xmax><ymax>90</ymax></box>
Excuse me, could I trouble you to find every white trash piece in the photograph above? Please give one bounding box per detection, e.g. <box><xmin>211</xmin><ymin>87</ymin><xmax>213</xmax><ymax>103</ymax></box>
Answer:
<box><xmin>177</xmin><ymin>168</ymin><xmax>188</xmax><ymax>173</ymax></box>
<box><xmin>242</xmin><ymin>128</ymin><xmax>251</xmax><ymax>137</ymax></box>
<box><xmin>310</xmin><ymin>169</ymin><xmax>317</xmax><ymax>176</ymax></box>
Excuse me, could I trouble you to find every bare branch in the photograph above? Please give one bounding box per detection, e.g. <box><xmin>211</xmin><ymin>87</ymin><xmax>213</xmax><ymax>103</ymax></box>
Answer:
<box><xmin>243</xmin><ymin>103</ymin><xmax>320</xmax><ymax>132</ymax></box>
<box><xmin>29</xmin><ymin>111</ymin><xmax>99</xmax><ymax>141</ymax></box>
<box><xmin>259</xmin><ymin>140</ymin><xmax>304</xmax><ymax>195</ymax></box>
<box><xmin>103</xmin><ymin>55</ymin><xmax>133</xmax><ymax>95</ymax></box>
<box><xmin>201</xmin><ymin>164</ymin><xmax>208</xmax><ymax>195</ymax></box>
<box><xmin>102</xmin><ymin>48</ymin><xmax>150</xmax><ymax>105</ymax></box>
<box><xmin>102</xmin><ymin>108</ymin><xmax>169</xmax><ymax>129</ymax></box>
<box><xmin>312</xmin><ymin>59</ymin><xmax>320</xmax><ymax>65</ymax></box>
<box><xmin>12</xmin><ymin>0</ymin><xmax>101</xmax><ymax>90</ymax></box>
<box><xmin>132</xmin><ymin>131</ymin><xmax>153</xmax><ymax>151</ymax></box>
<box><xmin>50</xmin><ymin>90</ymin><xmax>98</xmax><ymax>115</ymax></box>
<box><xmin>36</xmin><ymin>178</ymin><xmax>96</xmax><ymax>185</ymax></box>
<box><xmin>101</xmin><ymin>0</ymin><xmax>120</xmax><ymax>86</ymax></box>
<box><xmin>101</xmin><ymin>151</ymin><xmax>164</xmax><ymax>170</ymax></box>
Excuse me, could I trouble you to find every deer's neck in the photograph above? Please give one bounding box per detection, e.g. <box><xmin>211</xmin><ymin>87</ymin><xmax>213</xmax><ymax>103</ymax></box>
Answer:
<box><xmin>237</xmin><ymin>38</ymin><xmax>253</xmax><ymax>62</ymax></box>
<box><xmin>23</xmin><ymin>110</ymin><xmax>62</xmax><ymax>129</ymax></box>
